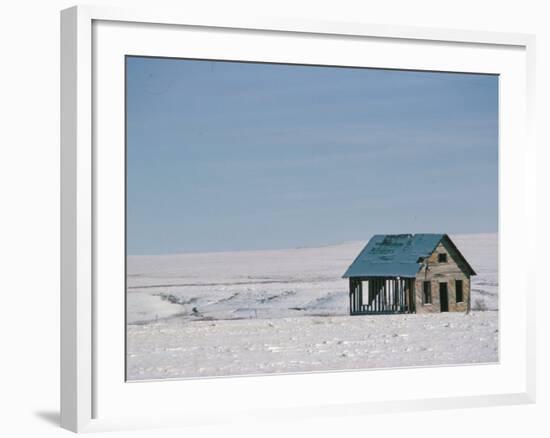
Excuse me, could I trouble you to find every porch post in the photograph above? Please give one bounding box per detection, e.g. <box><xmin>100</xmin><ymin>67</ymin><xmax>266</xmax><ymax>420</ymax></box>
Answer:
<box><xmin>349</xmin><ymin>278</ymin><xmax>354</xmax><ymax>314</ymax></box>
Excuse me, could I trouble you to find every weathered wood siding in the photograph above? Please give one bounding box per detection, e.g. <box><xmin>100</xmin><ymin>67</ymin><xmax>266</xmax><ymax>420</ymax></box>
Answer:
<box><xmin>415</xmin><ymin>241</ymin><xmax>470</xmax><ymax>313</ymax></box>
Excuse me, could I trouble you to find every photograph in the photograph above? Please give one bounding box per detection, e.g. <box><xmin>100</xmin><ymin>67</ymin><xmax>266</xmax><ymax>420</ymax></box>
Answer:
<box><xmin>125</xmin><ymin>56</ymin><xmax>499</xmax><ymax>381</ymax></box>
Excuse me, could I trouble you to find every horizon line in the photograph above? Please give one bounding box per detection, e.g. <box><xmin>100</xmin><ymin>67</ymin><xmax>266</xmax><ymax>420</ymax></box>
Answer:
<box><xmin>127</xmin><ymin>231</ymin><xmax>498</xmax><ymax>258</ymax></box>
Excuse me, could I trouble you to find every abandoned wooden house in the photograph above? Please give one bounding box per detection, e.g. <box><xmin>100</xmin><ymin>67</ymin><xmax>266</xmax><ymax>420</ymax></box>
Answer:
<box><xmin>343</xmin><ymin>234</ymin><xmax>476</xmax><ymax>315</ymax></box>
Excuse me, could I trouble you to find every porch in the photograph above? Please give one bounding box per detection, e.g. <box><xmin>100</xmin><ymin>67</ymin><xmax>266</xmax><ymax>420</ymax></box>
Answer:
<box><xmin>349</xmin><ymin>276</ymin><xmax>416</xmax><ymax>315</ymax></box>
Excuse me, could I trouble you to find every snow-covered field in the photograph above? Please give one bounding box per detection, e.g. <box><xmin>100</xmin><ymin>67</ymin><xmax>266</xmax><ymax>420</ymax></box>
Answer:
<box><xmin>127</xmin><ymin>233</ymin><xmax>498</xmax><ymax>380</ymax></box>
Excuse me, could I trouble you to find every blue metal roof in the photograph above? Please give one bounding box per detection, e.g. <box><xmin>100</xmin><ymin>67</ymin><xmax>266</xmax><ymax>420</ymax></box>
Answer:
<box><xmin>342</xmin><ymin>234</ymin><xmax>445</xmax><ymax>278</ymax></box>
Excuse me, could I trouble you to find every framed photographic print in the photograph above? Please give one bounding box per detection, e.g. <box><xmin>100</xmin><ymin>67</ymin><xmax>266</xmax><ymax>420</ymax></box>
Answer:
<box><xmin>61</xmin><ymin>5</ymin><xmax>536</xmax><ymax>433</ymax></box>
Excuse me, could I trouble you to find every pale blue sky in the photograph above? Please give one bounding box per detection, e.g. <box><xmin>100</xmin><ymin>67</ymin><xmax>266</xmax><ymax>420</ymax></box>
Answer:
<box><xmin>126</xmin><ymin>57</ymin><xmax>498</xmax><ymax>255</ymax></box>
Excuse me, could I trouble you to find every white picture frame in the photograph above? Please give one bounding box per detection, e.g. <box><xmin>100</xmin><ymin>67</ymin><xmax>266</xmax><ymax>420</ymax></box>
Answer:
<box><xmin>60</xmin><ymin>4</ymin><xmax>537</xmax><ymax>433</ymax></box>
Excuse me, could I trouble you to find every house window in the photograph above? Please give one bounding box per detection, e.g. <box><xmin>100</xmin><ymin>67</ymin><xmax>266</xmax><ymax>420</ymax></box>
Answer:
<box><xmin>423</xmin><ymin>281</ymin><xmax>432</xmax><ymax>304</ymax></box>
<box><xmin>456</xmin><ymin>279</ymin><xmax>463</xmax><ymax>303</ymax></box>
<box><xmin>438</xmin><ymin>253</ymin><xmax>447</xmax><ymax>263</ymax></box>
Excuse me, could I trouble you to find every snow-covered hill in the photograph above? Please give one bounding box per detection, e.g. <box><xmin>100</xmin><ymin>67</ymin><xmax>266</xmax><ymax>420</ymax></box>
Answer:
<box><xmin>127</xmin><ymin>233</ymin><xmax>498</xmax><ymax>325</ymax></box>
<box><xmin>127</xmin><ymin>234</ymin><xmax>498</xmax><ymax>380</ymax></box>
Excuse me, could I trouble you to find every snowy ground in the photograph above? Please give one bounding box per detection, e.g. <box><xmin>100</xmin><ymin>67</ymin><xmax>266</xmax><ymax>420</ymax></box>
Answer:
<box><xmin>127</xmin><ymin>233</ymin><xmax>498</xmax><ymax>380</ymax></box>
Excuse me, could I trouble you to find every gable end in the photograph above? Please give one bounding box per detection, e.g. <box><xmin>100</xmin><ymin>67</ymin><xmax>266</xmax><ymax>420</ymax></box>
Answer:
<box><xmin>437</xmin><ymin>235</ymin><xmax>477</xmax><ymax>276</ymax></box>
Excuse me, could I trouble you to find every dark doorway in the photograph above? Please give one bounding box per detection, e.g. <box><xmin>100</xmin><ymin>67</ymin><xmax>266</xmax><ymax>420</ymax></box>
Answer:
<box><xmin>439</xmin><ymin>282</ymin><xmax>449</xmax><ymax>312</ymax></box>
